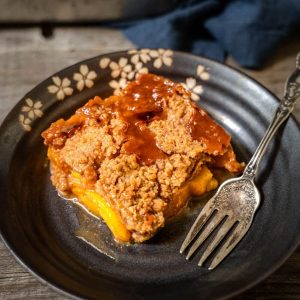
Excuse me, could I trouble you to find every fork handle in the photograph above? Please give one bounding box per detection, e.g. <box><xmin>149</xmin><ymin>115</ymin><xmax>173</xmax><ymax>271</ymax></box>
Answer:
<box><xmin>243</xmin><ymin>54</ymin><xmax>300</xmax><ymax>179</ymax></box>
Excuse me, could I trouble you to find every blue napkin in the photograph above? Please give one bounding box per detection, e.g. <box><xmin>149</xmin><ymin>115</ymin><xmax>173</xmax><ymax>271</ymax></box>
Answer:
<box><xmin>122</xmin><ymin>0</ymin><xmax>300</xmax><ymax>68</ymax></box>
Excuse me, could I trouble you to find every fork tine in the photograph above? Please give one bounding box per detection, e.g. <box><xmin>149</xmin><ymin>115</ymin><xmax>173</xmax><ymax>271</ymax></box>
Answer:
<box><xmin>208</xmin><ymin>223</ymin><xmax>251</xmax><ymax>270</ymax></box>
<box><xmin>180</xmin><ymin>202</ymin><xmax>216</xmax><ymax>254</ymax></box>
<box><xmin>186</xmin><ymin>212</ymin><xmax>225</xmax><ymax>260</ymax></box>
<box><xmin>198</xmin><ymin>218</ymin><xmax>236</xmax><ymax>266</ymax></box>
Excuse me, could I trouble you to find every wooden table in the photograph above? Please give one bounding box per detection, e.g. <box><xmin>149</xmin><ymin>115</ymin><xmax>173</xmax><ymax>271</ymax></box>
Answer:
<box><xmin>0</xmin><ymin>27</ymin><xmax>299</xmax><ymax>299</ymax></box>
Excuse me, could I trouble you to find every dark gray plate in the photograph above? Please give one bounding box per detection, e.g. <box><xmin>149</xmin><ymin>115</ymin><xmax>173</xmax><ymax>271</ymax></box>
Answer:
<box><xmin>0</xmin><ymin>50</ymin><xmax>300</xmax><ymax>300</ymax></box>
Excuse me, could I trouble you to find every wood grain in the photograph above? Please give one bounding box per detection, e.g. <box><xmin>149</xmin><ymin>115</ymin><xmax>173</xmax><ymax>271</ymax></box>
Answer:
<box><xmin>0</xmin><ymin>0</ymin><xmax>177</xmax><ymax>22</ymax></box>
<box><xmin>0</xmin><ymin>27</ymin><xmax>299</xmax><ymax>300</ymax></box>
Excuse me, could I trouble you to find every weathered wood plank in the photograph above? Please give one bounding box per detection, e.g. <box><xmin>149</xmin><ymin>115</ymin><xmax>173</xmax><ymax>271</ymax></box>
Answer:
<box><xmin>0</xmin><ymin>28</ymin><xmax>299</xmax><ymax>300</ymax></box>
<box><xmin>0</xmin><ymin>27</ymin><xmax>133</xmax><ymax>124</ymax></box>
<box><xmin>0</xmin><ymin>0</ymin><xmax>178</xmax><ymax>22</ymax></box>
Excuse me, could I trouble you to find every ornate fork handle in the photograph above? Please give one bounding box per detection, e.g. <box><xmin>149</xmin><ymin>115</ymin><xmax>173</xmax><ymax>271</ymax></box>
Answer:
<box><xmin>243</xmin><ymin>54</ymin><xmax>300</xmax><ymax>179</ymax></box>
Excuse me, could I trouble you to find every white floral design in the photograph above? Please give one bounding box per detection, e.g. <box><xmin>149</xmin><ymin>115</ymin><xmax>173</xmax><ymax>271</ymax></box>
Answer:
<box><xmin>109</xmin><ymin>78</ymin><xmax>127</xmax><ymax>95</ymax></box>
<box><xmin>99</xmin><ymin>57</ymin><xmax>111</xmax><ymax>69</ymax></box>
<box><xmin>47</xmin><ymin>76</ymin><xmax>73</xmax><ymax>100</ymax></box>
<box><xmin>182</xmin><ymin>77</ymin><xmax>203</xmax><ymax>101</ymax></box>
<box><xmin>19</xmin><ymin>50</ymin><xmax>187</xmax><ymax>132</ymax></box>
<box><xmin>109</xmin><ymin>58</ymin><xmax>134</xmax><ymax>79</ymax></box>
<box><xmin>149</xmin><ymin>49</ymin><xmax>173</xmax><ymax>69</ymax></box>
<box><xmin>21</xmin><ymin>98</ymin><xmax>43</xmax><ymax>119</ymax></box>
<box><xmin>99</xmin><ymin>49</ymin><xmax>173</xmax><ymax>86</ymax></box>
<box><xmin>128</xmin><ymin>49</ymin><xmax>151</xmax><ymax>64</ymax></box>
<box><xmin>197</xmin><ymin>64</ymin><xmax>210</xmax><ymax>80</ymax></box>
<box><xmin>133</xmin><ymin>62</ymin><xmax>148</xmax><ymax>78</ymax></box>
<box><xmin>19</xmin><ymin>98</ymin><xmax>43</xmax><ymax>131</ymax></box>
<box><xmin>19</xmin><ymin>115</ymin><xmax>32</xmax><ymax>131</ymax></box>
<box><xmin>73</xmin><ymin>65</ymin><xmax>97</xmax><ymax>91</ymax></box>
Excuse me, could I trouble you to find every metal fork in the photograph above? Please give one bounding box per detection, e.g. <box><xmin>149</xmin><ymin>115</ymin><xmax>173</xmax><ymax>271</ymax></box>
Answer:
<box><xmin>180</xmin><ymin>54</ymin><xmax>300</xmax><ymax>270</ymax></box>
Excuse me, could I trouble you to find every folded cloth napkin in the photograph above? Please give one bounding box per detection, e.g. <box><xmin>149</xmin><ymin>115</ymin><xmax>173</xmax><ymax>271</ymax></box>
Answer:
<box><xmin>121</xmin><ymin>0</ymin><xmax>300</xmax><ymax>68</ymax></box>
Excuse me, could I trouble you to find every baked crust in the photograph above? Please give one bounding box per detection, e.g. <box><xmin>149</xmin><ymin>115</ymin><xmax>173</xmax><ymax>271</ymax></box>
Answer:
<box><xmin>42</xmin><ymin>73</ymin><xmax>243</xmax><ymax>242</ymax></box>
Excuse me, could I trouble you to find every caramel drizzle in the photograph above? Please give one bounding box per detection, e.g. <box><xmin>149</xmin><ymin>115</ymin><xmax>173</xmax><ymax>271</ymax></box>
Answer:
<box><xmin>187</xmin><ymin>103</ymin><xmax>230</xmax><ymax>154</ymax></box>
<box><xmin>43</xmin><ymin>74</ymin><xmax>231</xmax><ymax>165</ymax></box>
<box><xmin>83</xmin><ymin>74</ymin><xmax>176</xmax><ymax>165</ymax></box>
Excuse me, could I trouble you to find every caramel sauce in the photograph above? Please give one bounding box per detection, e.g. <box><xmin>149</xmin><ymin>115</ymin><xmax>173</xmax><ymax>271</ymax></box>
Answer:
<box><xmin>81</xmin><ymin>74</ymin><xmax>176</xmax><ymax>165</ymax></box>
<box><xmin>187</xmin><ymin>104</ymin><xmax>230</xmax><ymax>154</ymax></box>
<box><xmin>114</xmin><ymin>74</ymin><xmax>176</xmax><ymax>164</ymax></box>
<box><xmin>42</xmin><ymin>114</ymin><xmax>86</xmax><ymax>147</ymax></box>
<box><xmin>43</xmin><ymin>73</ymin><xmax>232</xmax><ymax>165</ymax></box>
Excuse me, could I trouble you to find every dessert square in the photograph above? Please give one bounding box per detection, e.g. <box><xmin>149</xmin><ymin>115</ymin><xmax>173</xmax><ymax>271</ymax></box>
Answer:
<box><xmin>42</xmin><ymin>73</ymin><xmax>243</xmax><ymax>243</ymax></box>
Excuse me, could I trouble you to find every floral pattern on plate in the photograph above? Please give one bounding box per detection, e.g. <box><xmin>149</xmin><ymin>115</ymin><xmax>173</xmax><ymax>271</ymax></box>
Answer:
<box><xmin>19</xmin><ymin>98</ymin><xmax>43</xmax><ymax>131</ymax></box>
<box><xmin>73</xmin><ymin>65</ymin><xmax>97</xmax><ymax>91</ymax></box>
<box><xmin>181</xmin><ymin>78</ymin><xmax>204</xmax><ymax>101</ymax></box>
<box><xmin>47</xmin><ymin>76</ymin><xmax>73</xmax><ymax>100</ymax></box>
<box><xmin>19</xmin><ymin>49</ymin><xmax>211</xmax><ymax>131</ymax></box>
